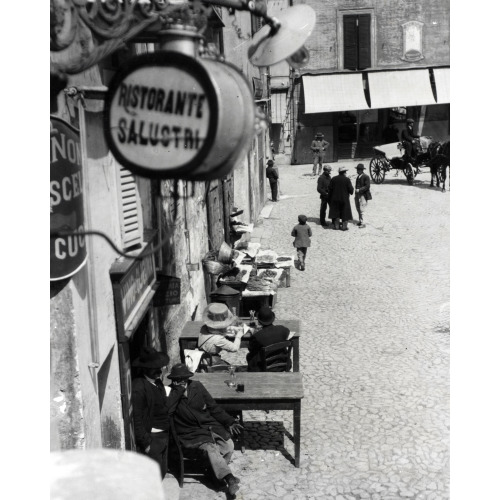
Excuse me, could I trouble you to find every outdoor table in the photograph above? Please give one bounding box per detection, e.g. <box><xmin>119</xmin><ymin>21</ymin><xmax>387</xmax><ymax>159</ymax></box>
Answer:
<box><xmin>193</xmin><ymin>372</ymin><xmax>304</xmax><ymax>467</ymax></box>
<box><xmin>179</xmin><ymin>320</ymin><xmax>301</xmax><ymax>372</ymax></box>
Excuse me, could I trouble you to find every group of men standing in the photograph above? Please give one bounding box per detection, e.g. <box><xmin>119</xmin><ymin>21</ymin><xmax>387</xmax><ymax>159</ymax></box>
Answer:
<box><xmin>317</xmin><ymin>162</ymin><xmax>372</xmax><ymax>230</ymax></box>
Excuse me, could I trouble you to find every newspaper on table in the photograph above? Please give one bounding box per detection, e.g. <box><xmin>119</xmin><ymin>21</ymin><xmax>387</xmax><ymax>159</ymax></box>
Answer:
<box><xmin>257</xmin><ymin>268</ymin><xmax>283</xmax><ymax>283</ymax></box>
<box><xmin>234</xmin><ymin>241</ymin><xmax>261</xmax><ymax>258</ymax></box>
<box><xmin>231</xmin><ymin>249</ymin><xmax>246</xmax><ymax>266</ymax></box>
<box><xmin>219</xmin><ymin>265</ymin><xmax>253</xmax><ymax>284</ymax></box>
<box><xmin>255</xmin><ymin>249</ymin><xmax>278</xmax><ymax>264</ymax></box>
<box><xmin>274</xmin><ymin>256</ymin><xmax>294</xmax><ymax>268</ymax></box>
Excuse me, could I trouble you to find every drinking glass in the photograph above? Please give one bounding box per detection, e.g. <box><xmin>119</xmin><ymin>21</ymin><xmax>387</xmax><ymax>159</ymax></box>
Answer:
<box><xmin>228</xmin><ymin>366</ymin><xmax>236</xmax><ymax>387</ymax></box>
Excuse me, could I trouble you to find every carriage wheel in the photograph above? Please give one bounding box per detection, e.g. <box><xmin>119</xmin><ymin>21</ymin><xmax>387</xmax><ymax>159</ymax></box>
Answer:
<box><xmin>369</xmin><ymin>157</ymin><xmax>386</xmax><ymax>184</ymax></box>
<box><xmin>405</xmin><ymin>163</ymin><xmax>415</xmax><ymax>185</ymax></box>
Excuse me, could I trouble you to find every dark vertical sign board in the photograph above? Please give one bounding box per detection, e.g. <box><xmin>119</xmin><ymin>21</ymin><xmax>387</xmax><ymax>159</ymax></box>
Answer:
<box><xmin>50</xmin><ymin>116</ymin><xmax>87</xmax><ymax>280</ymax></box>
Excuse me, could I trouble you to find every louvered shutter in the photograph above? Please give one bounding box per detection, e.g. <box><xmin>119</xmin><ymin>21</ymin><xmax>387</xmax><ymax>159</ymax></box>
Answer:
<box><xmin>118</xmin><ymin>166</ymin><xmax>142</xmax><ymax>249</ymax></box>
<box><xmin>358</xmin><ymin>14</ymin><xmax>371</xmax><ymax>70</ymax></box>
<box><xmin>343</xmin><ymin>15</ymin><xmax>358</xmax><ymax>70</ymax></box>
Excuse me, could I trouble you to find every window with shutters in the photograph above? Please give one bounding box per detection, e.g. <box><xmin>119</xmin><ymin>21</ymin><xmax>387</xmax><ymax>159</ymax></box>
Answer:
<box><xmin>338</xmin><ymin>10</ymin><xmax>375</xmax><ymax>71</ymax></box>
<box><xmin>117</xmin><ymin>166</ymin><xmax>144</xmax><ymax>250</ymax></box>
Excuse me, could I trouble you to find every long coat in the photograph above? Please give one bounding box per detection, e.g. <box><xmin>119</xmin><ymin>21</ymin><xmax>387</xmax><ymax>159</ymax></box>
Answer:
<box><xmin>317</xmin><ymin>172</ymin><xmax>331</xmax><ymax>200</ymax></box>
<box><xmin>246</xmin><ymin>324</ymin><xmax>291</xmax><ymax>372</ymax></box>
<box><xmin>169</xmin><ymin>380</ymin><xmax>235</xmax><ymax>448</ymax></box>
<box><xmin>327</xmin><ymin>174</ymin><xmax>354</xmax><ymax>220</ymax></box>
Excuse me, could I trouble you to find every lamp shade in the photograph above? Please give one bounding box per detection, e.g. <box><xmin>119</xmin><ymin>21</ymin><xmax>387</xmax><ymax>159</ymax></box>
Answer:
<box><xmin>248</xmin><ymin>4</ymin><xmax>316</xmax><ymax>67</ymax></box>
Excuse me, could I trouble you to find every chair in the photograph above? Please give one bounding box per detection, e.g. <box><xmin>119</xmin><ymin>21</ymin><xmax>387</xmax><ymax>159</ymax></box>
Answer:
<box><xmin>258</xmin><ymin>340</ymin><xmax>293</xmax><ymax>372</ymax></box>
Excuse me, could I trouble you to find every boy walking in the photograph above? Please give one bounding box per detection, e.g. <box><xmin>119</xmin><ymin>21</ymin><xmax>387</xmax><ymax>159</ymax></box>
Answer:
<box><xmin>291</xmin><ymin>214</ymin><xmax>312</xmax><ymax>271</ymax></box>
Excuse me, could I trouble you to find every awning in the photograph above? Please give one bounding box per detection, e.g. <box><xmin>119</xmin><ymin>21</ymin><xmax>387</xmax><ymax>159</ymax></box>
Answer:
<box><xmin>433</xmin><ymin>68</ymin><xmax>450</xmax><ymax>104</ymax></box>
<box><xmin>368</xmin><ymin>69</ymin><xmax>436</xmax><ymax>109</ymax></box>
<box><xmin>303</xmin><ymin>74</ymin><xmax>369</xmax><ymax>113</ymax></box>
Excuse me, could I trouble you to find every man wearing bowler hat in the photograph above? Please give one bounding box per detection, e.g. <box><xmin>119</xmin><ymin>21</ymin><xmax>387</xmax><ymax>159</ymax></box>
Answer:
<box><xmin>310</xmin><ymin>132</ymin><xmax>330</xmax><ymax>175</ymax></box>
<box><xmin>246</xmin><ymin>307</ymin><xmax>291</xmax><ymax>372</ymax></box>
<box><xmin>401</xmin><ymin>118</ymin><xmax>420</xmax><ymax>159</ymax></box>
<box><xmin>167</xmin><ymin>363</ymin><xmax>244</xmax><ymax>496</ymax></box>
<box><xmin>132</xmin><ymin>346</ymin><xmax>183</xmax><ymax>478</ymax></box>
<box><xmin>354</xmin><ymin>163</ymin><xmax>372</xmax><ymax>228</ymax></box>
<box><xmin>327</xmin><ymin>166</ymin><xmax>354</xmax><ymax>231</ymax></box>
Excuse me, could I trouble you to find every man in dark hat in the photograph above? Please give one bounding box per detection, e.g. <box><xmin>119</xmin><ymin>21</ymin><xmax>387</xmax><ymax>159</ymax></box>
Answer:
<box><xmin>167</xmin><ymin>363</ymin><xmax>244</xmax><ymax>496</ymax></box>
<box><xmin>310</xmin><ymin>132</ymin><xmax>330</xmax><ymax>175</ymax></box>
<box><xmin>246</xmin><ymin>307</ymin><xmax>291</xmax><ymax>371</ymax></box>
<box><xmin>266</xmin><ymin>159</ymin><xmax>279</xmax><ymax>202</ymax></box>
<box><xmin>327</xmin><ymin>166</ymin><xmax>354</xmax><ymax>230</ymax></box>
<box><xmin>401</xmin><ymin>118</ymin><xmax>420</xmax><ymax>159</ymax></box>
<box><xmin>317</xmin><ymin>164</ymin><xmax>332</xmax><ymax>226</ymax></box>
<box><xmin>354</xmin><ymin>163</ymin><xmax>372</xmax><ymax>228</ymax></box>
<box><xmin>131</xmin><ymin>347</ymin><xmax>182</xmax><ymax>478</ymax></box>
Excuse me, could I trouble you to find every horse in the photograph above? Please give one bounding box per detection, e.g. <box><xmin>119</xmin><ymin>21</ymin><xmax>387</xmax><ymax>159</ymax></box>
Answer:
<box><xmin>428</xmin><ymin>140</ymin><xmax>450</xmax><ymax>192</ymax></box>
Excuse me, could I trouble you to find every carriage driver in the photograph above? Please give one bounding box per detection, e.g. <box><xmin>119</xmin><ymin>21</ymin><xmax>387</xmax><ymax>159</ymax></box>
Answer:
<box><xmin>401</xmin><ymin>118</ymin><xmax>420</xmax><ymax>159</ymax></box>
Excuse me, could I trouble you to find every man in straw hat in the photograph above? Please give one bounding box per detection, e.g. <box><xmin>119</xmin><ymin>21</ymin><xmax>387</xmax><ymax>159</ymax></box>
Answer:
<box><xmin>198</xmin><ymin>303</ymin><xmax>244</xmax><ymax>371</ymax></box>
<box><xmin>167</xmin><ymin>363</ymin><xmax>244</xmax><ymax>496</ymax></box>
<box><xmin>132</xmin><ymin>346</ymin><xmax>181</xmax><ymax>478</ymax></box>
<box><xmin>327</xmin><ymin>166</ymin><xmax>354</xmax><ymax>230</ymax></box>
<box><xmin>354</xmin><ymin>163</ymin><xmax>372</xmax><ymax>228</ymax></box>
<box><xmin>310</xmin><ymin>132</ymin><xmax>330</xmax><ymax>175</ymax></box>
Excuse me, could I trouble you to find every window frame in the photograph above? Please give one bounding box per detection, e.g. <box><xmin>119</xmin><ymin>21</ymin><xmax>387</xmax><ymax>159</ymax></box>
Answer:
<box><xmin>337</xmin><ymin>9</ymin><xmax>376</xmax><ymax>71</ymax></box>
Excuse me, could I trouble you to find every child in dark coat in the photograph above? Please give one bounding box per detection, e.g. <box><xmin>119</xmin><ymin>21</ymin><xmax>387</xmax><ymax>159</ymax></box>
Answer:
<box><xmin>291</xmin><ymin>214</ymin><xmax>312</xmax><ymax>271</ymax></box>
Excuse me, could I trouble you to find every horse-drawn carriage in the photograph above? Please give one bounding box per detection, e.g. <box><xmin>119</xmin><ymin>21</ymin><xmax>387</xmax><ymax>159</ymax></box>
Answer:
<box><xmin>369</xmin><ymin>136</ymin><xmax>450</xmax><ymax>190</ymax></box>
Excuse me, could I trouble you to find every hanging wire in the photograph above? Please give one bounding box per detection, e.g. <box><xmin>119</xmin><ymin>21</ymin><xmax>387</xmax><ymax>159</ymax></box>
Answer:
<box><xmin>50</xmin><ymin>229</ymin><xmax>170</xmax><ymax>260</ymax></box>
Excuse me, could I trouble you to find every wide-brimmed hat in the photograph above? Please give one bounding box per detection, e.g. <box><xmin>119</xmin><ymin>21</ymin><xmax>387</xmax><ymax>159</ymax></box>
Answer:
<box><xmin>257</xmin><ymin>306</ymin><xmax>275</xmax><ymax>325</ymax></box>
<box><xmin>338</xmin><ymin>166</ymin><xmax>348</xmax><ymax>173</ymax></box>
<box><xmin>202</xmin><ymin>302</ymin><xmax>236</xmax><ymax>329</ymax></box>
<box><xmin>356</xmin><ymin>163</ymin><xmax>365</xmax><ymax>170</ymax></box>
<box><xmin>315</xmin><ymin>132</ymin><xmax>324</xmax><ymax>137</ymax></box>
<box><xmin>132</xmin><ymin>347</ymin><xmax>169</xmax><ymax>369</ymax></box>
<box><xmin>167</xmin><ymin>363</ymin><xmax>194</xmax><ymax>380</ymax></box>
<box><xmin>323</xmin><ymin>165</ymin><xmax>332</xmax><ymax>171</ymax></box>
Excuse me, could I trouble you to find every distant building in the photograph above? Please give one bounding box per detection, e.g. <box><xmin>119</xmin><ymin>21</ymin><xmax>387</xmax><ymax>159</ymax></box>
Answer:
<box><xmin>268</xmin><ymin>0</ymin><xmax>449</xmax><ymax>163</ymax></box>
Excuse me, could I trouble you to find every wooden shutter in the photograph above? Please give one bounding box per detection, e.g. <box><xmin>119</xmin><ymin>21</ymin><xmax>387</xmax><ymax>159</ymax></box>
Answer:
<box><xmin>343</xmin><ymin>15</ymin><xmax>358</xmax><ymax>70</ymax></box>
<box><xmin>118</xmin><ymin>167</ymin><xmax>142</xmax><ymax>249</ymax></box>
<box><xmin>358</xmin><ymin>14</ymin><xmax>371</xmax><ymax>70</ymax></box>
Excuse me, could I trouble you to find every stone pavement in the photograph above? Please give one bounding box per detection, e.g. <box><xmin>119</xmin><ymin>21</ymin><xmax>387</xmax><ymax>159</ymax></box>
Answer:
<box><xmin>179</xmin><ymin>161</ymin><xmax>450</xmax><ymax>500</ymax></box>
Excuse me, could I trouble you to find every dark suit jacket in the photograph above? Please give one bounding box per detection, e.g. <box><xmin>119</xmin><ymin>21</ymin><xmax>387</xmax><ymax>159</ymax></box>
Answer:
<box><xmin>131</xmin><ymin>377</ymin><xmax>183</xmax><ymax>452</ymax></box>
<box><xmin>266</xmin><ymin>166</ymin><xmax>279</xmax><ymax>183</ymax></box>
<box><xmin>401</xmin><ymin>126</ymin><xmax>419</xmax><ymax>143</ymax></box>
<box><xmin>169</xmin><ymin>381</ymin><xmax>235</xmax><ymax>448</ymax></box>
<box><xmin>247</xmin><ymin>324</ymin><xmax>290</xmax><ymax>372</ymax></box>
<box><xmin>355</xmin><ymin>173</ymin><xmax>372</xmax><ymax>201</ymax></box>
<box><xmin>317</xmin><ymin>173</ymin><xmax>331</xmax><ymax>199</ymax></box>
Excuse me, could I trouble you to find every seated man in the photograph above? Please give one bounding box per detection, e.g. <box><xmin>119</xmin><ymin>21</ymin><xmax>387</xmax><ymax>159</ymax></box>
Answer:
<box><xmin>132</xmin><ymin>347</ymin><xmax>184</xmax><ymax>478</ymax></box>
<box><xmin>246</xmin><ymin>307</ymin><xmax>291</xmax><ymax>372</ymax></box>
<box><xmin>167</xmin><ymin>363</ymin><xmax>244</xmax><ymax>496</ymax></box>
<box><xmin>401</xmin><ymin>118</ymin><xmax>420</xmax><ymax>159</ymax></box>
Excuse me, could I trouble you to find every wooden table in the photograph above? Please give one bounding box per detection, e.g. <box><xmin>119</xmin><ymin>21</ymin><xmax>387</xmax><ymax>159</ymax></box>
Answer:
<box><xmin>179</xmin><ymin>320</ymin><xmax>301</xmax><ymax>372</ymax></box>
<box><xmin>193</xmin><ymin>372</ymin><xmax>304</xmax><ymax>467</ymax></box>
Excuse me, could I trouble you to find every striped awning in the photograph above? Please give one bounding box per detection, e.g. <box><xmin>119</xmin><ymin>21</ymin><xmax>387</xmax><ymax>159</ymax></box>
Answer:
<box><xmin>302</xmin><ymin>74</ymin><xmax>369</xmax><ymax>113</ymax></box>
<box><xmin>368</xmin><ymin>69</ymin><xmax>436</xmax><ymax>109</ymax></box>
<box><xmin>433</xmin><ymin>68</ymin><xmax>450</xmax><ymax>104</ymax></box>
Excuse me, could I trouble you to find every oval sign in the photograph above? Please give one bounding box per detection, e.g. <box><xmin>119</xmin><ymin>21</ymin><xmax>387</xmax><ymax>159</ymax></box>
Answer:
<box><xmin>104</xmin><ymin>52</ymin><xmax>218</xmax><ymax>178</ymax></box>
<box><xmin>50</xmin><ymin>116</ymin><xmax>87</xmax><ymax>281</ymax></box>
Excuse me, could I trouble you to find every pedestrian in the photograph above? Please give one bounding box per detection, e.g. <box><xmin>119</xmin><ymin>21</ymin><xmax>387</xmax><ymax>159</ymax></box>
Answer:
<box><xmin>401</xmin><ymin>118</ymin><xmax>420</xmax><ymax>159</ymax></box>
<box><xmin>246</xmin><ymin>306</ymin><xmax>291</xmax><ymax>372</ymax></box>
<box><xmin>317</xmin><ymin>164</ymin><xmax>332</xmax><ymax>226</ymax></box>
<box><xmin>327</xmin><ymin>166</ymin><xmax>354</xmax><ymax>231</ymax></box>
<box><xmin>167</xmin><ymin>363</ymin><xmax>244</xmax><ymax>496</ymax></box>
<box><xmin>291</xmin><ymin>214</ymin><xmax>312</xmax><ymax>271</ymax></box>
<box><xmin>354</xmin><ymin>163</ymin><xmax>372</xmax><ymax>228</ymax></box>
<box><xmin>131</xmin><ymin>347</ymin><xmax>182</xmax><ymax>478</ymax></box>
<box><xmin>310</xmin><ymin>132</ymin><xmax>330</xmax><ymax>176</ymax></box>
<box><xmin>198</xmin><ymin>303</ymin><xmax>245</xmax><ymax>371</ymax></box>
<box><xmin>266</xmin><ymin>159</ymin><xmax>279</xmax><ymax>202</ymax></box>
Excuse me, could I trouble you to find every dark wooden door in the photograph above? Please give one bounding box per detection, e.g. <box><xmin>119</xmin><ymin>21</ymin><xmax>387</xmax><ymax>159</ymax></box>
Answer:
<box><xmin>206</xmin><ymin>180</ymin><xmax>225</xmax><ymax>251</ymax></box>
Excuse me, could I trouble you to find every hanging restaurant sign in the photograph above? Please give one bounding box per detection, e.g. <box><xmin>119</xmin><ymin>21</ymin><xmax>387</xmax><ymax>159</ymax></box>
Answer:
<box><xmin>50</xmin><ymin>116</ymin><xmax>87</xmax><ymax>281</ymax></box>
<box><xmin>104</xmin><ymin>51</ymin><xmax>256</xmax><ymax>181</ymax></box>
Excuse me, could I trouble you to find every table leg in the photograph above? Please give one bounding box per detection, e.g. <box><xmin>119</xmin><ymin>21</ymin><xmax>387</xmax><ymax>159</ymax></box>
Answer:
<box><xmin>293</xmin><ymin>400</ymin><xmax>301</xmax><ymax>467</ymax></box>
<box><xmin>292</xmin><ymin>338</ymin><xmax>299</xmax><ymax>372</ymax></box>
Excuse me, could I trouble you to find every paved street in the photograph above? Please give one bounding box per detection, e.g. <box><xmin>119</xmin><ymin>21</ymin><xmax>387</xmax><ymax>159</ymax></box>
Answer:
<box><xmin>180</xmin><ymin>161</ymin><xmax>450</xmax><ymax>500</ymax></box>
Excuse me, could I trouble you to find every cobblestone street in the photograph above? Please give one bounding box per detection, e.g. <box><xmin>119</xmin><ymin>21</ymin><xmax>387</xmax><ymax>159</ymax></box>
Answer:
<box><xmin>180</xmin><ymin>161</ymin><xmax>450</xmax><ymax>500</ymax></box>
